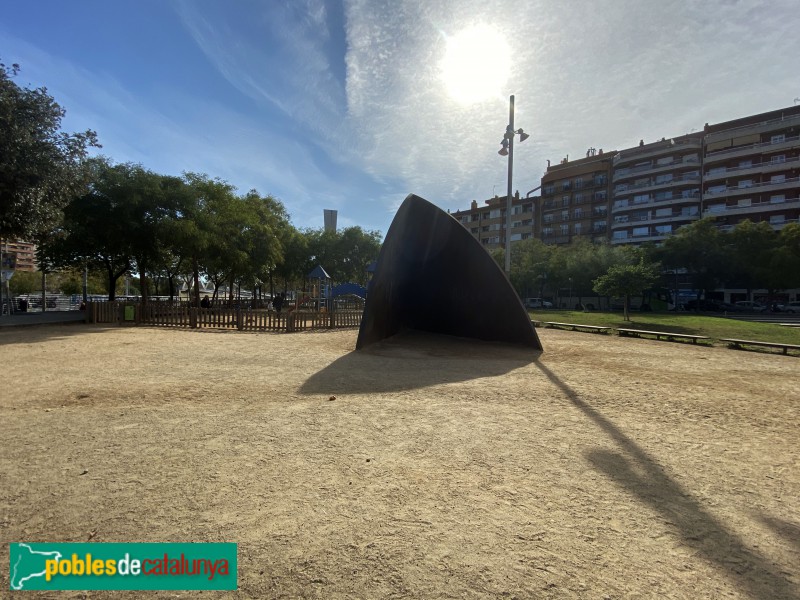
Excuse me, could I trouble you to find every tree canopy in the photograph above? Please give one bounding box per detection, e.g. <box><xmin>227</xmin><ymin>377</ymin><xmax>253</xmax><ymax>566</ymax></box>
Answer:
<box><xmin>0</xmin><ymin>61</ymin><xmax>98</xmax><ymax>239</ymax></box>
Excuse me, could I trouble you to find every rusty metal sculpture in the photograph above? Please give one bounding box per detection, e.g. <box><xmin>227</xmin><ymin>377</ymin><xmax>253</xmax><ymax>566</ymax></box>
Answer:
<box><xmin>356</xmin><ymin>194</ymin><xmax>542</xmax><ymax>351</ymax></box>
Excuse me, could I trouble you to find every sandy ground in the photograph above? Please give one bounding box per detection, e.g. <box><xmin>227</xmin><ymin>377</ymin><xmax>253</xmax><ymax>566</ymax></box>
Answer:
<box><xmin>0</xmin><ymin>323</ymin><xmax>799</xmax><ymax>599</ymax></box>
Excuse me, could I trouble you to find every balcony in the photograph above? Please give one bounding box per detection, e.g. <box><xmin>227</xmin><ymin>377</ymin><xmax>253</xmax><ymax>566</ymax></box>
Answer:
<box><xmin>613</xmin><ymin>138</ymin><xmax>702</xmax><ymax>167</ymax></box>
<box><xmin>613</xmin><ymin>156</ymin><xmax>700</xmax><ymax>182</ymax></box>
<box><xmin>704</xmin><ymin>134</ymin><xmax>800</xmax><ymax>164</ymax></box>
<box><xmin>610</xmin><ymin>212</ymin><xmax>698</xmax><ymax>229</ymax></box>
<box><xmin>703</xmin><ymin>176</ymin><xmax>800</xmax><ymax>199</ymax></box>
<box><xmin>703</xmin><ymin>197</ymin><xmax>800</xmax><ymax>218</ymax></box>
<box><xmin>613</xmin><ymin>174</ymin><xmax>701</xmax><ymax>197</ymax></box>
<box><xmin>612</xmin><ymin>193</ymin><xmax>701</xmax><ymax>213</ymax></box>
<box><xmin>705</xmin><ymin>112</ymin><xmax>800</xmax><ymax>145</ymax></box>
<box><xmin>703</xmin><ymin>155</ymin><xmax>800</xmax><ymax>182</ymax></box>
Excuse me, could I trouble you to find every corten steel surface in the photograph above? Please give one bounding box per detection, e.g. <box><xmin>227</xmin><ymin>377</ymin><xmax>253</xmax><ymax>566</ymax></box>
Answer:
<box><xmin>356</xmin><ymin>194</ymin><xmax>543</xmax><ymax>351</ymax></box>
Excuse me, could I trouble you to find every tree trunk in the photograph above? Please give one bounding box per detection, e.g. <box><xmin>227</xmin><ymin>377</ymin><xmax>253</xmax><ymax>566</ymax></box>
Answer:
<box><xmin>41</xmin><ymin>271</ymin><xmax>47</xmax><ymax>312</ymax></box>
<box><xmin>624</xmin><ymin>293</ymin><xmax>630</xmax><ymax>321</ymax></box>
<box><xmin>139</xmin><ymin>262</ymin><xmax>149</xmax><ymax>305</ymax></box>
<box><xmin>192</xmin><ymin>257</ymin><xmax>201</xmax><ymax>308</ymax></box>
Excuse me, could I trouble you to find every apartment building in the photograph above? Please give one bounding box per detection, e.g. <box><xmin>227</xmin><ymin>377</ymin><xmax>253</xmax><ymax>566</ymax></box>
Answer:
<box><xmin>1</xmin><ymin>240</ymin><xmax>37</xmax><ymax>272</ymax></box>
<box><xmin>610</xmin><ymin>133</ymin><xmax>704</xmax><ymax>245</ymax></box>
<box><xmin>451</xmin><ymin>193</ymin><xmax>536</xmax><ymax>249</ymax></box>
<box><xmin>538</xmin><ymin>150</ymin><xmax>615</xmax><ymax>245</ymax></box>
<box><xmin>701</xmin><ymin>105</ymin><xmax>800</xmax><ymax>231</ymax></box>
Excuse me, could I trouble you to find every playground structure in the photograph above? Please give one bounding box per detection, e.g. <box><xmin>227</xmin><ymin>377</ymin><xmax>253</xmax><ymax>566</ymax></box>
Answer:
<box><xmin>357</xmin><ymin>194</ymin><xmax>543</xmax><ymax>350</ymax></box>
<box><xmin>293</xmin><ymin>264</ymin><xmax>367</xmax><ymax>313</ymax></box>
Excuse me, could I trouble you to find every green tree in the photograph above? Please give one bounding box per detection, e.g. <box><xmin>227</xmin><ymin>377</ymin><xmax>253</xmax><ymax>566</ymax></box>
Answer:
<box><xmin>0</xmin><ymin>61</ymin><xmax>99</xmax><ymax>239</ymax></box>
<box><xmin>771</xmin><ymin>223</ymin><xmax>800</xmax><ymax>292</ymax></box>
<box><xmin>727</xmin><ymin>220</ymin><xmax>777</xmax><ymax>299</ymax></box>
<box><xmin>660</xmin><ymin>218</ymin><xmax>728</xmax><ymax>305</ymax></box>
<box><xmin>593</xmin><ymin>257</ymin><xmax>660</xmax><ymax>321</ymax></box>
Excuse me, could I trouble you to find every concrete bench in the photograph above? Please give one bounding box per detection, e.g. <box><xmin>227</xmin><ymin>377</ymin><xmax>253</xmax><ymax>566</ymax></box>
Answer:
<box><xmin>719</xmin><ymin>338</ymin><xmax>800</xmax><ymax>356</ymax></box>
<box><xmin>617</xmin><ymin>328</ymin><xmax>710</xmax><ymax>344</ymax></box>
<box><xmin>541</xmin><ymin>322</ymin><xmax>611</xmax><ymax>334</ymax></box>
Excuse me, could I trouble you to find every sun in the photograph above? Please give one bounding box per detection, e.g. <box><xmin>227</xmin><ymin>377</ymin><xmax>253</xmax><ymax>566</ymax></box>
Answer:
<box><xmin>441</xmin><ymin>24</ymin><xmax>510</xmax><ymax>105</ymax></box>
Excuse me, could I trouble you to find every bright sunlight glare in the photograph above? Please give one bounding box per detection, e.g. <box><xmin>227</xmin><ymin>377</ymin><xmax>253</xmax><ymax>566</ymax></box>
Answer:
<box><xmin>441</xmin><ymin>24</ymin><xmax>510</xmax><ymax>105</ymax></box>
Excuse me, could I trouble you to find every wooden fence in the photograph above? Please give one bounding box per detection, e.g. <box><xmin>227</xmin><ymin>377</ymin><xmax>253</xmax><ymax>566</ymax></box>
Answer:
<box><xmin>86</xmin><ymin>302</ymin><xmax>362</xmax><ymax>333</ymax></box>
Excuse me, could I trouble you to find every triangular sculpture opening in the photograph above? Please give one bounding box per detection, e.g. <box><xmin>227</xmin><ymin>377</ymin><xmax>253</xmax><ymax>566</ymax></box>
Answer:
<box><xmin>356</xmin><ymin>194</ymin><xmax>543</xmax><ymax>351</ymax></box>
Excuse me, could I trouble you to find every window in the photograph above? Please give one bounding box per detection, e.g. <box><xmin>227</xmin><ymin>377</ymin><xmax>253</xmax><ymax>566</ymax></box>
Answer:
<box><xmin>511</xmin><ymin>220</ymin><xmax>522</xmax><ymax>228</ymax></box>
<box><xmin>543</xmin><ymin>215</ymin><xmax>554</xmax><ymax>224</ymax></box>
<box><xmin>482</xmin><ymin>226</ymin><xmax>489</xmax><ymax>232</ymax></box>
<box><xmin>657</xmin><ymin>156</ymin><xmax>673</xmax><ymax>165</ymax></box>
<box><xmin>655</xmin><ymin>225</ymin><xmax>672</xmax><ymax>235</ymax></box>
<box><xmin>613</xmin><ymin>200</ymin><xmax>629</xmax><ymax>209</ymax></box>
<box><xmin>574</xmin><ymin>223</ymin><xmax>582</xmax><ymax>234</ymax></box>
<box><xmin>708</xmin><ymin>185</ymin><xmax>727</xmax><ymax>194</ymax></box>
<box><xmin>489</xmin><ymin>209</ymin><xmax>501</xmax><ymax>218</ymax></box>
<box><xmin>562</xmin><ymin>196</ymin><xmax>570</xmax><ymax>206</ymax></box>
<box><xmin>681</xmin><ymin>206</ymin><xmax>699</xmax><ymax>216</ymax></box>
<box><xmin>708</xmin><ymin>204</ymin><xmax>726</xmax><ymax>213</ymax></box>
<box><xmin>655</xmin><ymin>191</ymin><xmax>674</xmax><ymax>200</ymax></box>
<box><xmin>574</xmin><ymin>209</ymin><xmax>583</xmax><ymax>219</ymax></box>
<box><xmin>593</xmin><ymin>222</ymin><xmax>606</xmax><ymax>231</ymax></box>
<box><xmin>460</xmin><ymin>215</ymin><xmax>470</xmax><ymax>223</ymax></box>
<box><xmin>709</xmin><ymin>167</ymin><xmax>726</xmax><ymax>175</ymax></box>
<box><xmin>737</xmin><ymin>198</ymin><xmax>751</xmax><ymax>207</ymax></box>
<box><xmin>771</xmin><ymin>174</ymin><xmax>786</xmax><ymax>183</ymax></box>
<box><xmin>738</xmin><ymin>179</ymin><xmax>753</xmax><ymax>188</ymax></box>
<box><xmin>560</xmin><ymin>224</ymin><xmax>569</xmax><ymax>235</ymax></box>
<box><xmin>771</xmin><ymin>154</ymin><xmax>786</xmax><ymax>164</ymax></box>
<box><xmin>575</xmin><ymin>178</ymin><xmax>584</xmax><ymax>189</ymax></box>
<box><xmin>771</xmin><ymin>195</ymin><xmax>786</xmax><ymax>204</ymax></box>
<box><xmin>491</xmin><ymin>223</ymin><xmax>501</xmax><ymax>231</ymax></box>
<box><xmin>771</xmin><ymin>134</ymin><xmax>786</xmax><ymax>144</ymax></box>
<box><xmin>488</xmin><ymin>236</ymin><xmax>500</xmax><ymax>244</ymax></box>
<box><xmin>613</xmin><ymin>231</ymin><xmax>628</xmax><ymax>239</ymax></box>
<box><xmin>543</xmin><ymin>185</ymin><xmax>554</xmax><ymax>195</ymax></box>
<box><xmin>521</xmin><ymin>219</ymin><xmax>533</xmax><ymax>226</ymax></box>
<box><xmin>470</xmin><ymin>227</ymin><xmax>479</xmax><ymax>234</ymax></box>
<box><xmin>561</xmin><ymin>210</ymin><xmax>569</xmax><ymax>221</ymax></box>
<box><xmin>594</xmin><ymin>175</ymin><xmax>608</xmax><ymax>186</ymax></box>
<box><xmin>655</xmin><ymin>173</ymin><xmax>674</xmax><ymax>184</ymax></box>
<box><xmin>633</xmin><ymin>227</ymin><xmax>649</xmax><ymax>237</ymax></box>
<box><xmin>633</xmin><ymin>194</ymin><xmax>650</xmax><ymax>204</ymax></box>
<box><xmin>594</xmin><ymin>191</ymin><xmax>607</xmax><ymax>201</ymax></box>
<box><xmin>574</xmin><ymin>192</ymin><xmax>583</xmax><ymax>203</ymax></box>
<box><xmin>542</xmin><ymin>226</ymin><xmax>553</xmax><ymax>236</ymax></box>
<box><xmin>522</xmin><ymin>232</ymin><xmax>533</xmax><ymax>240</ymax></box>
<box><xmin>482</xmin><ymin>212</ymin><xmax>490</xmax><ymax>219</ymax></box>
<box><xmin>471</xmin><ymin>214</ymin><xmax>479</xmax><ymax>221</ymax></box>
<box><xmin>682</xmin><ymin>153</ymin><xmax>699</xmax><ymax>163</ymax></box>
<box><xmin>614</xmin><ymin>215</ymin><xmax>629</xmax><ymax>223</ymax></box>
<box><xmin>682</xmin><ymin>188</ymin><xmax>699</xmax><ymax>198</ymax></box>
<box><xmin>510</xmin><ymin>233</ymin><xmax>522</xmax><ymax>241</ymax></box>
<box><xmin>738</xmin><ymin>160</ymin><xmax>752</xmax><ymax>168</ymax></box>
<box><xmin>770</xmin><ymin>214</ymin><xmax>786</xmax><ymax>224</ymax></box>
<box><xmin>561</xmin><ymin>181</ymin><xmax>571</xmax><ymax>191</ymax></box>
<box><xmin>655</xmin><ymin>208</ymin><xmax>671</xmax><ymax>217</ymax></box>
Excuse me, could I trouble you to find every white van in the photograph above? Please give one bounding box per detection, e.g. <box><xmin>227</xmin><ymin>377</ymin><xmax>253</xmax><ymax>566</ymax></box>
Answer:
<box><xmin>524</xmin><ymin>298</ymin><xmax>553</xmax><ymax>308</ymax></box>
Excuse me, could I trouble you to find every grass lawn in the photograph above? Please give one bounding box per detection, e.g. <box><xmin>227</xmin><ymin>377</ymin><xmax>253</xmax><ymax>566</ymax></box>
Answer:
<box><xmin>528</xmin><ymin>310</ymin><xmax>800</xmax><ymax>345</ymax></box>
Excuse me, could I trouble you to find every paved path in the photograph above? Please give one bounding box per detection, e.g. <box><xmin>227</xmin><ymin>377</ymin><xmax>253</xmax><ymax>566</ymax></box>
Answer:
<box><xmin>0</xmin><ymin>311</ymin><xmax>86</xmax><ymax>327</ymax></box>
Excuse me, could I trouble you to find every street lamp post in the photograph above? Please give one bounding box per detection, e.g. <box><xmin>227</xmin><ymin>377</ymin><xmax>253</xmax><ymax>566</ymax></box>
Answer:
<box><xmin>498</xmin><ymin>94</ymin><xmax>529</xmax><ymax>276</ymax></box>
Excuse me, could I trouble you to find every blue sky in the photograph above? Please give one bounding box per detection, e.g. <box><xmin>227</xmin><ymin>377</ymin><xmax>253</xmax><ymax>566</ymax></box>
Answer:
<box><xmin>3</xmin><ymin>0</ymin><xmax>799</xmax><ymax>238</ymax></box>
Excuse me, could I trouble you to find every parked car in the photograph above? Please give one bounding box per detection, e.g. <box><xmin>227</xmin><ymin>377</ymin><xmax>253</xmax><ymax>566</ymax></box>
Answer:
<box><xmin>784</xmin><ymin>301</ymin><xmax>800</xmax><ymax>314</ymax></box>
<box><xmin>685</xmin><ymin>299</ymin><xmax>733</xmax><ymax>312</ymax></box>
<box><xmin>733</xmin><ymin>301</ymin><xmax>768</xmax><ymax>312</ymax></box>
<box><xmin>524</xmin><ymin>298</ymin><xmax>553</xmax><ymax>309</ymax></box>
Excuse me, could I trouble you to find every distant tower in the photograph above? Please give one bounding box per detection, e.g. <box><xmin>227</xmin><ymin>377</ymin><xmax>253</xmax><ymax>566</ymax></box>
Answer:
<box><xmin>324</xmin><ymin>209</ymin><xmax>338</xmax><ymax>233</ymax></box>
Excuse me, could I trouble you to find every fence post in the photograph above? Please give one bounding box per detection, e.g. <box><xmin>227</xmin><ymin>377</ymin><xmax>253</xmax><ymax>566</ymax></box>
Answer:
<box><xmin>286</xmin><ymin>312</ymin><xmax>295</xmax><ymax>333</ymax></box>
<box><xmin>190</xmin><ymin>307</ymin><xmax>198</xmax><ymax>329</ymax></box>
<box><xmin>236</xmin><ymin>308</ymin><xmax>243</xmax><ymax>331</ymax></box>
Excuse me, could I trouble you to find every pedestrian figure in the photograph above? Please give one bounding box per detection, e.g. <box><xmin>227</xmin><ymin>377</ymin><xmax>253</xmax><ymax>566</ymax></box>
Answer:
<box><xmin>201</xmin><ymin>295</ymin><xmax>211</xmax><ymax>309</ymax></box>
<box><xmin>273</xmin><ymin>293</ymin><xmax>284</xmax><ymax>313</ymax></box>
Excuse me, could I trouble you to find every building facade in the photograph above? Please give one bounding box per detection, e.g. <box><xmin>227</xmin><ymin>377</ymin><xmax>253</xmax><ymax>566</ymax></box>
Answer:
<box><xmin>452</xmin><ymin>104</ymin><xmax>800</xmax><ymax>251</ymax></box>
<box><xmin>538</xmin><ymin>150</ymin><xmax>615</xmax><ymax>245</ymax></box>
<box><xmin>701</xmin><ymin>106</ymin><xmax>800</xmax><ymax>232</ymax></box>
<box><xmin>610</xmin><ymin>134</ymin><xmax>703</xmax><ymax>245</ymax></box>
<box><xmin>451</xmin><ymin>193</ymin><xmax>537</xmax><ymax>249</ymax></box>
<box><xmin>1</xmin><ymin>240</ymin><xmax>37</xmax><ymax>272</ymax></box>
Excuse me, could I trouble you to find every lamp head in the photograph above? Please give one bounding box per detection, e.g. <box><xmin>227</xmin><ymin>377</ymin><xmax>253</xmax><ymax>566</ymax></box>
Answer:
<box><xmin>498</xmin><ymin>146</ymin><xmax>509</xmax><ymax>156</ymax></box>
<box><xmin>518</xmin><ymin>130</ymin><xmax>530</xmax><ymax>142</ymax></box>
